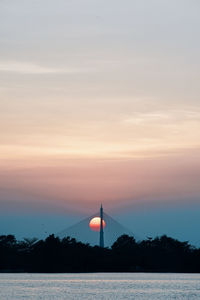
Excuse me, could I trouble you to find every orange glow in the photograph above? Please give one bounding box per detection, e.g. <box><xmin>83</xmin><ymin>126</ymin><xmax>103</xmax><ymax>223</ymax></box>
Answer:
<box><xmin>89</xmin><ymin>217</ymin><xmax>106</xmax><ymax>232</ymax></box>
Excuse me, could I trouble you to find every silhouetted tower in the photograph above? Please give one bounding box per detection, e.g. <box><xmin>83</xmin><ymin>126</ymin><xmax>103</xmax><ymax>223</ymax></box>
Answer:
<box><xmin>99</xmin><ymin>204</ymin><xmax>104</xmax><ymax>248</ymax></box>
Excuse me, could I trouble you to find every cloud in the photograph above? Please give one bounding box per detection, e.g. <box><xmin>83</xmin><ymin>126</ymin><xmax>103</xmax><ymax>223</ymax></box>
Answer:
<box><xmin>123</xmin><ymin>109</ymin><xmax>200</xmax><ymax>125</ymax></box>
<box><xmin>0</xmin><ymin>61</ymin><xmax>89</xmax><ymax>75</ymax></box>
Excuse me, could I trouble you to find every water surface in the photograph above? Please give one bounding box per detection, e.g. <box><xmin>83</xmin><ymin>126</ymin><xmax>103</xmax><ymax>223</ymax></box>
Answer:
<box><xmin>0</xmin><ymin>273</ymin><xmax>200</xmax><ymax>299</ymax></box>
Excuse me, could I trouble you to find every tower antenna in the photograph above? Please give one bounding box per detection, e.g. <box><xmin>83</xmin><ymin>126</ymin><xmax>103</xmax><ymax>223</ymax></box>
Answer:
<box><xmin>99</xmin><ymin>204</ymin><xmax>104</xmax><ymax>248</ymax></box>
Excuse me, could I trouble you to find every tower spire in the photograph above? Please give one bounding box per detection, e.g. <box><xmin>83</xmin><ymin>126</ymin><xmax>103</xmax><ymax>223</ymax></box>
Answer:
<box><xmin>99</xmin><ymin>204</ymin><xmax>104</xmax><ymax>248</ymax></box>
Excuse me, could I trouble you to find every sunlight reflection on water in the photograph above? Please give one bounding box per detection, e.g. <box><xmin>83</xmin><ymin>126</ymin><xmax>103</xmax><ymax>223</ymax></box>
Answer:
<box><xmin>0</xmin><ymin>273</ymin><xmax>200</xmax><ymax>299</ymax></box>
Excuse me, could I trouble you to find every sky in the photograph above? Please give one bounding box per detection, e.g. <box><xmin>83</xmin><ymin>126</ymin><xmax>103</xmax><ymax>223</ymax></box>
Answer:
<box><xmin>0</xmin><ymin>0</ymin><xmax>200</xmax><ymax>245</ymax></box>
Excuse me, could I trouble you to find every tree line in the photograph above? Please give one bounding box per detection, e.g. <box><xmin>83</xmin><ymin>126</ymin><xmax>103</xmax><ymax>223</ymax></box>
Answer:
<box><xmin>0</xmin><ymin>234</ymin><xmax>200</xmax><ymax>272</ymax></box>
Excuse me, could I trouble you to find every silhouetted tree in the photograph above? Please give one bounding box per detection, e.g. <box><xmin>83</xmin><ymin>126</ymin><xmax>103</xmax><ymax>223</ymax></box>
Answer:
<box><xmin>0</xmin><ymin>233</ymin><xmax>199</xmax><ymax>273</ymax></box>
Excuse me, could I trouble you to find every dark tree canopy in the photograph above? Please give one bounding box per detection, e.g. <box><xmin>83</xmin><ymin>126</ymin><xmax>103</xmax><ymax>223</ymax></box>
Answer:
<box><xmin>0</xmin><ymin>234</ymin><xmax>200</xmax><ymax>273</ymax></box>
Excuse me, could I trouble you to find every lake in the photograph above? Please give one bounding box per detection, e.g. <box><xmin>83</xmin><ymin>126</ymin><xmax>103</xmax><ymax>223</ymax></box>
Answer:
<box><xmin>0</xmin><ymin>273</ymin><xmax>200</xmax><ymax>299</ymax></box>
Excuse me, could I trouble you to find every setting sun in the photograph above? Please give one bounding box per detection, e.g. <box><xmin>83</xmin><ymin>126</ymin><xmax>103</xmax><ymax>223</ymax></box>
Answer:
<box><xmin>89</xmin><ymin>217</ymin><xmax>106</xmax><ymax>232</ymax></box>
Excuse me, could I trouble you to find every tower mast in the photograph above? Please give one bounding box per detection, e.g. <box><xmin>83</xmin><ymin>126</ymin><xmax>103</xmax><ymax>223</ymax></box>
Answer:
<box><xmin>99</xmin><ymin>204</ymin><xmax>104</xmax><ymax>248</ymax></box>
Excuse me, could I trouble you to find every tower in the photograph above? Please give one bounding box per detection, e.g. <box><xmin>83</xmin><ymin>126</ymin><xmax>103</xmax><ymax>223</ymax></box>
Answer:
<box><xmin>99</xmin><ymin>204</ymin><xmax>104</xmax><ymax>248</ymax></box>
